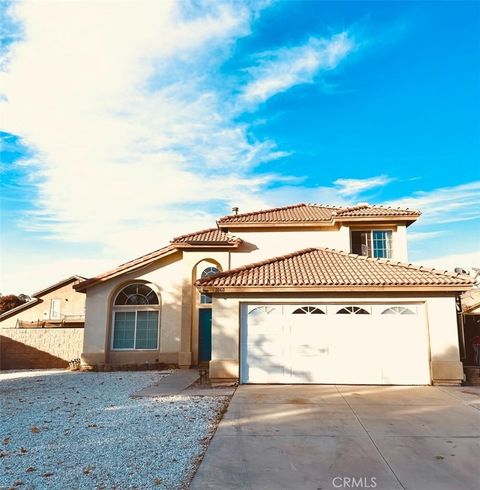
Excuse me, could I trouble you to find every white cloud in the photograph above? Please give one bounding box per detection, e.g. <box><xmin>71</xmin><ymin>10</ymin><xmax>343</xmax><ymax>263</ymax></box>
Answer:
<box><xmin>334</xmin><ymin>175</ymin><xmax>393</xmax><ymax>197</ymax></box>
<box><xmin>386</xmin><ymin>181</ymin><xmax>480</xmax><ymax>225</ymax></box>
<box><xmin>242</xmin><ymin>32</ymin><xmax>355</xmax><ymax>103</ymax></box>
<box><xmin>414</xmin><ymin>250</ymin><xmax>480</xmax><ymax>274</ymax></box>
<box><xmin>0</xmin><ymin>0</ymin><xmax>286</xmax><ymax>254</ymax></box>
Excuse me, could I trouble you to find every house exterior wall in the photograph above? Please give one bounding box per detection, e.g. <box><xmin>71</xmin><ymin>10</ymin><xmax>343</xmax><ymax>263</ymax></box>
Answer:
<box><xmin>81</xmin><ymin>250</ymin><xmax>232</xmax><ymax>367</ymax></box>
<box><xmin>229</xmin><ymin>223</ymin><xmax>408</xmax><ymax>267</ymax></box>
<box><xmin>82</xmin><ymin>252</ymin><xmax>184</xmax><ymax>366</ymax></box>
<box><xmin>0</xmin><ymin>283</ymin><xmax>85</xmax><ymax>329</ymax></box>
<box><xmin>209</xmin><ymin>292</ymin><xmax>463</xmax><ymax>385</ymax></box>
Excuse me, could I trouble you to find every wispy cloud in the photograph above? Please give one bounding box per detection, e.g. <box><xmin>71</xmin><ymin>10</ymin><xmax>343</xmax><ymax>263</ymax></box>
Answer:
<box><xmin>0</xmin><ymin>1</ymin><xmax>280</xmax><ymax>255</ymax></box>
<box><xmin>0</xmin><ymin>1</ymin><xmax>361</xmax><ymax>264</ymax></box>
<box><xmin>242</xmin><ymin>32</ymin><xmax>355</xmax><ymax>104</ymax></box>
<box><xmin>334</xmin><ymin>175</ymin><xmax>393</xmax><ymax>197</ymax></box>
<box><xmin>408</xmin><ymin>230</ymin><xmax>445</xmax><ymax>242</ymax></box>
<box><xmin>387</xmin><ymin>181</ymin><xmax>480</xmax><ymax>225</ymax></box>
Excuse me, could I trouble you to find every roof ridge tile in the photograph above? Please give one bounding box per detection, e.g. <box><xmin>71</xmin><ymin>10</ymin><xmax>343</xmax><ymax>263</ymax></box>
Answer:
<box><xmin>171</xmin><ymin>227</ymin><xmax>220</xmax><ymax>241</ymax></box>
<box><xmin>218</xmin><ymin>203</ymin><xmax>308</xmax><ymax>222</ymax></box>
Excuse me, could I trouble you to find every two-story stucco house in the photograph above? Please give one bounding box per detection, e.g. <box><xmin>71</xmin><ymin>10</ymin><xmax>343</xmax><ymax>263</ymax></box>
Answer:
<box><xmin>75</xmin><ymin>203</ymin><xmax>473</xmax><ymax>385</ymax></box>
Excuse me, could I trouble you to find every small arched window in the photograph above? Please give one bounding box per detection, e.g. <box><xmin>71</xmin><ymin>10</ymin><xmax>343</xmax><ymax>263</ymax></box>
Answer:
<box><xmin>112</xmin><ymin>283</ymin><xmax>160</xmax><ymax>350</ymax></box>
<box><xmin>292</xmin><ymin>306</ymin><xmax>325</xmax><ymax>314</ymax></box>
<box><xmin>337</xmin><ymin>306</ymin><xmax>370</xmax><ymax>315</ymax></box>
<box><xmin>381</xmin><ymin>306</ymin><xmax>415</xmax><ymax>315</ymax></box>
<box><xmin>200</xmin><ymin>266</ymin><xmax>219</xmax><ymax>304</ymax></box>
<box><xmin>114</xmin><ymin>283</ymin><xmax>159</xmax><ymax>305</ymax></box>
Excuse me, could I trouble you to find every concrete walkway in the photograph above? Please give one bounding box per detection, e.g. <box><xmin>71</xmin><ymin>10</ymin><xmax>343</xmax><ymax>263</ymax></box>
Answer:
<box><xmin>191</xmin><ymin>385</ymin><xmax>480</xmax><ymax>490</ymax></box>
<box><xmin>132</xmin><ymin>369</ymin><xmax>199</xmax><ymax>397</ymax></box>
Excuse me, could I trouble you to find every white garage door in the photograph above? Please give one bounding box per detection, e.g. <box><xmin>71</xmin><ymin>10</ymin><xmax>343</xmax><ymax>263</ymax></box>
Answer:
<box><xmin>241</xmin><ymin>303</ymin><xmax>431</xmax><ymax>385</ymax></box>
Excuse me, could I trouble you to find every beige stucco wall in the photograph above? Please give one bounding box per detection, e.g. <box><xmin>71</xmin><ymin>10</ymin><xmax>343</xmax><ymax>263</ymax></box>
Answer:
<box><xmin>392</xmin><ymin>224</ymin><xmax>408</xmax><ymax>262</ymax></box>
<box><xmin>0</xmin><ymin>283</ymin><xmax>86</xmax><ymax>329</ymax></box>
<box><xmin>230</xmin><ymin>224</ymin><xmax>408</xmax><ymax>267</ymax></box>
<box><xmin>230</xmin><ymin>226</ymin><xmax>349</xmax><ymax>268</ymax></box>
<box><xmin>82</xmin><ymin>252</ymin><xmax>184</xmax><ymax>366</ymax></box>
<box><xmin>209</xmin><ymin>292</ymin><xmax>463</xmax><ymax>385</ymax></box>
<box><xmin>0</xmin><ymin>328</ymin><xmax>84</xmax><ymax>369</ymax></box>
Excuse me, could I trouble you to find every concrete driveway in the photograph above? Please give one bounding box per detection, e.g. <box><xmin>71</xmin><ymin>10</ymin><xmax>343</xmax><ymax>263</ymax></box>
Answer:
<box><xmin>191</xmin><ymin>385</ymin><xmax>480</xmax><ymax>490</ymax></box>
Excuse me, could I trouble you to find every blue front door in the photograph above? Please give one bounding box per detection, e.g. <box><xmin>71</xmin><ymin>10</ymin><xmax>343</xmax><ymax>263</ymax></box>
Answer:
<box><xmin>199</xmin><ymin>308</ymin><xmax>212</xmax><ymax>362</ymax></box>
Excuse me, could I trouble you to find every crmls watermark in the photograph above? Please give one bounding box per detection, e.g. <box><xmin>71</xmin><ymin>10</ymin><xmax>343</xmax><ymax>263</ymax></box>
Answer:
<box><xmin>332</xmin><ymin>476</ymin><xmax>377</xmax><ymax>488</ymax></box>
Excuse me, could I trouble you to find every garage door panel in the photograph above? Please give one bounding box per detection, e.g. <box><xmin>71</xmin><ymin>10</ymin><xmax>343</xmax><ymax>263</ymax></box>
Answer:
<box><xmin>242</xmin><ymin>303</ymin><xmax>431</xmax><ymax>385</ymax></box>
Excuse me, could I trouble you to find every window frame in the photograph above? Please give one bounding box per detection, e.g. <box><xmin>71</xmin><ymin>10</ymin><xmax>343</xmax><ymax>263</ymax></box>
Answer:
<box><xmin>198</xmin><ymin>266</ymin><xmax>220</xmax><ymax>306</ymax></box>
<box><xmin>111</xmin><ymin>283</ymin><xmax>161</xmax><ymax>351</ymax></box>
<box><xmin>350</xmin><ymin>229</ymin><xmax>393</xmax><ymax>259</ymax></box>
<box><xmin>49</xmin><ymin>299</ymin><xmax>61</xmax><ymax>320</ymax></box>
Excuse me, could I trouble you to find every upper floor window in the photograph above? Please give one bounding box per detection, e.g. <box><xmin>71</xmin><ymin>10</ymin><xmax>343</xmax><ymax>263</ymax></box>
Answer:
<box><xmin>200</xmin><ymin>267</ymin><xmax>219</xmax><ymax>304</ymax></box>
<box><xmin>351</xmin><ymin>230</ymin><xmax>392</xmax><ymax>259</ymax></box>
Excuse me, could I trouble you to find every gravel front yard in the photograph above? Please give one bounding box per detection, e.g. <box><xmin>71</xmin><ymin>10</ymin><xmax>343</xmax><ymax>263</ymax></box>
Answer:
<box><xmin>0</xmin><ymin>370</ymin><xmax>230</xmax><ymax>489</ymax></box>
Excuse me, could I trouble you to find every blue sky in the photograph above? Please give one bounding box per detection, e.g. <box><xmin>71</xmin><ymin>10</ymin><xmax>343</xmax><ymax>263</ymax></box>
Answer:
<box><xmin>0</xmin><ymin>0</ymin><xmax>479</xmax><ymax>293</ymax></box>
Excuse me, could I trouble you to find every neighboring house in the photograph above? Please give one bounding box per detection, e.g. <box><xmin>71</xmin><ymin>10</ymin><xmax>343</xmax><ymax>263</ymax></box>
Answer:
<box><xmin>460</xmin><ymin>289</ymin><xmax>480</xmax><ymax>383</ymax></box>
<box><xmin>0</xmin><ymin>276</ymin><xmax>86</xmax><ymax>370</ymax></box>
<box><xmin>75</xmin><ymin>204</ymin><xmax>473</xmax><ymax>385</ymax></box>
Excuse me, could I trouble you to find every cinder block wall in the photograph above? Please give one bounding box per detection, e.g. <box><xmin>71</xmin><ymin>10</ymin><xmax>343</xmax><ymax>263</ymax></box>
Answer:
<box><xmin>0</xmin><ymin>328</ymin><xmax>84</xmax><ymax>370</ymax></box>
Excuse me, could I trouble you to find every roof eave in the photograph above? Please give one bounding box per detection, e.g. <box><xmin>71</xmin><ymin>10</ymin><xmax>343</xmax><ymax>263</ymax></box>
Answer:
<box><xmin>74</xmin><ymin>247</ymin><xmax>179</xmax><ymax>292</ymax></box>
<box><xmin>218</xmin><ymin>221</ymin><xmax>334</xmax><ymax>229</ymax></box>
<box><xmin>218</xmin><ymin>216</ymin><xmax>420</xmax><ymax>228</ymax></box>
<box><xmin>0</xmin><ymin>298</ymin><xmax>42</xmax><ymax>321</ymax></box>
<box><xmin>32</xmin><ymin>275</ymin><xmax>86</xmax><ymax>298</ymax></box>
<box><xmin>335</xmin><ymin>216</ymin><xmax>420</xmax><ymax>225</ymax></box>
<box><xmin>196</xmin><ymin>285</ymin><xmax>473</xmax><ymax>294</ymax></box>
<box><xmin>173</xmin><ymin>241</ymin><xmax>242</xmax><ymax>249</ymax></box>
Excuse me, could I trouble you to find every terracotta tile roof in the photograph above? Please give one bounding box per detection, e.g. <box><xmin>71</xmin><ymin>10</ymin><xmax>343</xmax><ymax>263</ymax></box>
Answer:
<box><xmin>196</xmin><ymin>248</ymin><xmax>473</xmax><ymax>291</ymax></box>
<box><xmin>171</xmin><ymin>228</ymin><xmax>240</xmax><ymax>245</ymax></box>
<box><xmin>76</xmin><ymin>228</ymin><xmax>241</xmax><ymax>291</ymax></box>
<box><xmin>218</xmin><ymin>203</ymin><xmax>420</xmax><ymax>225</ymax></box>
<box><xmin>218</xmin><ymin>204</ymin><xmax>336</xmax><ymax>224</ymax></box>
<box><xmin>461</xmin><ymin>288</ymin><xmax>480</xmax><ymax>313</ymax></box>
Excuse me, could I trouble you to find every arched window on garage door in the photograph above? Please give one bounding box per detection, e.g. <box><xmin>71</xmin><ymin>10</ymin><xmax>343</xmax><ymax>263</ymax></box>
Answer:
<box><xmin>249</xmin><ymin>306</ymin><xmax>276</xmax><ymax>315</ymax></box>
<box><xmin>381</xmin><ymin>306</ymin><xmax>415</xmax><ymax>315</ymax></box>
<box><xmin>337</xmin><ymin>306</ymin><xmax>370</xmax><ymax>315</ymax></box>
<box><xmin>292</xmin><ymin>306</ymin><xmax>325</xmax><ymax>314</ymax></box>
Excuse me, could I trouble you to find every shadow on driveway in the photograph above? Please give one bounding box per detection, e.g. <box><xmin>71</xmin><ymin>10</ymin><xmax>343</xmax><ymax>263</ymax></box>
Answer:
<box><xmin>191</xmin><ymin>384</ymin><xmax>480</xmax><ymax>490</ymax></box>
